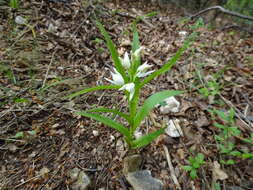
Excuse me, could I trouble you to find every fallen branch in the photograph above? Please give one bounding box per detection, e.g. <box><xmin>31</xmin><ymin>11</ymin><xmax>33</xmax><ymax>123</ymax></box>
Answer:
<box><xmin>163</xmin><ymin>145</ymin><xmax>181</xmax><ymax>190</ymax></box>
<box><xmin>190</xmin><ymin>6</ymin><xmax>253</xmax><ymax>22</ymax></box>
<box><xmin>221</xmin><ymin>24</ymin><xmax>253</xmax><ymax>35</ymax></box>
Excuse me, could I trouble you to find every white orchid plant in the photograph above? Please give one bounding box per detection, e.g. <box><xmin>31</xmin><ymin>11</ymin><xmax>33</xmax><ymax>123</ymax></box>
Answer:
<box><xmin>67</xmin><ymin>21</ymin><xmax>196</xmax><ymax>149</ymax></box>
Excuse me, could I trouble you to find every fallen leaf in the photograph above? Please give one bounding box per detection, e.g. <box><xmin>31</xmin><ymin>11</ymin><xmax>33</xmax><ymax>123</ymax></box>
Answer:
<box><xmin>212</xmin><ymin>161</ymin><xmax>228</xmax><ymax>181</ymax></box>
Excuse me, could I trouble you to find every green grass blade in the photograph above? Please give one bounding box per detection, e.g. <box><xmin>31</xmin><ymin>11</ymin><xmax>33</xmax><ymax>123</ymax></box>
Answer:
<box><xmin>39</xmin><ymin>78</ymin><xmax>69</xmax><ymax>92</ymax></box>
<box><xmin>86</xmin><ymin>107</ymin><xmax>130</xmax><ymax>122</ymax></box>
<box><xmin>96</xmin><ymin>21</ymin><xmax>127</xmax><ymax>81</ymax></box>
<box><xmin>76</xmin><ymin>112</ymin><xmax>132</xmax><ymax>140</ymax></box>
<box><xmin>132</xmin><ymin>128</ymin><xmax>165</xmax><ymax>149</ymax></box>
<box><xmin>133</xmin><ymin>90</ymin><xmax>183</xmax><ymax>131</ymax></box>
<box><xmin>64</xmin><ymin>85</ymin><xmax>119</xmax><ymax>99</ymax></box>
<box><xmin>132</xmin><ymin>23</ymin><xmax>140</xmax><ymax>53</ymax></box>
<box><xmin>140</xmin><ymin>32</ymin><xmax>197</xmax><ymax>88</ymax></box>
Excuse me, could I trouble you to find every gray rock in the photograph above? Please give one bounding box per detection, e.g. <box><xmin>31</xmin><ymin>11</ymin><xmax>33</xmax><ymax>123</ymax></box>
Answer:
<box><xmin>123</xmin><ymin>154</ymin><xmax>142</xmax><ymax>175</ymax></box>
<box><xmin>68</xmin><ymin>168</ymin><xmax>91</xmax><ymax>190</ymax></box>
<box><xmin>126</xmin><ymin>170</ymin><xmax>164</xmax><ymax>190</ymax></box>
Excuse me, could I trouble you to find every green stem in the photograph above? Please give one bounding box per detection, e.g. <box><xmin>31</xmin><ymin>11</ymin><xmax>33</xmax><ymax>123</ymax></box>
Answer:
<box><xmin>129</xmin><ymin>80</ymin><xmax>140</xmax><ymax>139</ymax></box>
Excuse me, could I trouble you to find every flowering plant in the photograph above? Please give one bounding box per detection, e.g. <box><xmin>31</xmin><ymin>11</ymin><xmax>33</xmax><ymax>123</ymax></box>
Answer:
<box><xmin>67</xmin><ymin>22</ymin><xmax>195</xmax><ymax>149</ymax></box>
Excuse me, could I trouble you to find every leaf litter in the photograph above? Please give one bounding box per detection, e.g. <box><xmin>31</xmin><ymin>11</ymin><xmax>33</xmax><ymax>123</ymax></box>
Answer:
<box><xmin>0</xmin><ymin>0</ymin><xmax>253</xmax><ymax>189</ymax></box>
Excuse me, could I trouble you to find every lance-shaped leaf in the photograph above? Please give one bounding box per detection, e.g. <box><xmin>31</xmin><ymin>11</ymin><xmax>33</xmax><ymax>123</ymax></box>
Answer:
<box><xmin>131</xmin><ymin>128</ymin><xmax>165</xmax><ymax>149</ymax></box>
<box><xmin>140</xmin><ymin>32</ymin><xmax>197</xmax><ymax>88</ymax></box>
<box><xmin>86</xmin><ymin>107</ymin><xmax>130</xmax><ymax>122</ymax></box>
<box><xmin>96</xmin><ymin>21</ymin><xmax>127</xmax><ymax>81</ymax></box>
<box><xmin>131</xmin><ymin>23</ymin><xmax>140</xmax><ymax>54</ymax></box>
<box><xmin>65</xmin><ymin>85</ymin><xmax>119</xmax><ymax>99</ymax></box>
<box><xmin>76</xmin><ymin>112</ymin><xmax>132</xmax><ymax>141</ymax></box>
<box><xmin>133</xmin><ymin>90</ymin><xmax>183</xmax><ymax>132</ymax></box>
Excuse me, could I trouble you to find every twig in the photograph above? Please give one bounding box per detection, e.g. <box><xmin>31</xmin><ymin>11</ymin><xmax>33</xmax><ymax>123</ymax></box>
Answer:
<box><xmin>163</xmin><ymin>145</ymin><xmax>181</xmax><ymax>190</ymax></box>
<box><xmin>190</xmin><ymin>6</ymin><xmax>253</xmax><ymax>22</ymax></box>
<box><xmin>14</xmin><ymin>174</ymin><xmax>43</xmax><ymax>189</ymax></box>
<box><xmin>219</xmin><ymin>95</ymin><xmax>253</xmax><ymax>131</ymax></box>
<box><xmin>221</xmin><ymin>24</ymin><xmax>253</xmax><ymax>35</ymax></box>
<box><xmin>41</xmin><ymin>50</ymin><xmax>56</xmax><ymax>88</ymax></box>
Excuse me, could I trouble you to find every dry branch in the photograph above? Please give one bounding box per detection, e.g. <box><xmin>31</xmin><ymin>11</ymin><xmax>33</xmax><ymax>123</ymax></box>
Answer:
<box><xmin>190</xmin><ymin>6</ymin><xmax>253</xmax><ymax>22</ymax></box>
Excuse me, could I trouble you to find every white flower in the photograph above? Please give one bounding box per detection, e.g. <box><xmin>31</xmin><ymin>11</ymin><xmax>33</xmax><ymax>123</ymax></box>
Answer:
<box><xmin>105</xmin><ymin>68</ymin><xmax>124</xmax><ymax>85</ymax></box>
<box><xmin>134</xmin><ymin>128</ymin><xmax>142</xmax><ymax>139</ymax></box>
<box><xmin>119</xmin><ymin>83</ymin><xmax>135</xmax><ymax>101</ymax></box>
<box><xmin>136</xmin><ymin>62</ymin><xmax>155</xmax><ymax>78</ymax></box>
<box><xmin>120</xmin><ymin>52</ymin><xmax>131</xmax><ymax>69</ymax></box>
<box><xmin>15</xmin><ymin>16</ymin><xmax>26</xmax><ymax>25</ymax></box>
<box><xmin>132</xmin><ymin>46</ymin><xmax>144</xmax><ymax>59</ymax></box>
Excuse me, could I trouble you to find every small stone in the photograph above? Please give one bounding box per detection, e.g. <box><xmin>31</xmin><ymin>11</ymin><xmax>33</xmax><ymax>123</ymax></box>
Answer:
<box><xmin>123</xmin><ymin>154</ymin><xmax>142</xmax><ymax>175</ymax></box>
<box><xmin>92</xmin><ymin>130</ymin><xmax>99</xmax><ymax>137</ymax></box>
<box><xmin>165</xmin><ymin>119</ymin><xmax>183</xmax><ymax>137</ymax></box>
<box><xmin>15</xmin><ymin>16</ymin><xmax>26</xmax><ymax>25</ymax></box>
<box><xmin>68</xmin><ymin>168</ymin><xmax>91</xmax><ymax>190</ymax></box>
<box><xmin>160</xmin><ymin>96</ymin><xmax>180</xmax><ymax>114</ymax></box>
<box><xmin>126</xmin><ymin>170</ymin><xmax>164</xmax><ymax>190</ymax></box>
<box><xmin>69</xmin><ymin>168</ymin><xmax>80</xmax><ymax>181</ymax></box>
<box><xmin>6</xmin><ymin>144</ymin><xmax>18</xmax><ymax>152</ymax></box>
<box><xmin>110</xmin><ymin>135</ymin><xmax>115</xmax><ymax>142</ymax></box>
<box><xmin>179</xmin><ymin>31</ymin><xmax>187</xmax><ymax>37</ymax></box>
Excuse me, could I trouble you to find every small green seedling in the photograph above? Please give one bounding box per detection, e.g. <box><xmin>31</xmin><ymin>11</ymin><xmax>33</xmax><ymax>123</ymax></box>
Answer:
<box><xmin>182</xmin><ymin>153</ymin><xmax>205</xmax><ymax>179</ymax></box>
<box><xmin>198</xmin><ymin>78</ymin><xmax>221</xmax><ymax>99</ymax></box>
<box><xmin>210</xmin><ymin>109</ymin><xmax>253</xmax><ymax>164</ymax></box>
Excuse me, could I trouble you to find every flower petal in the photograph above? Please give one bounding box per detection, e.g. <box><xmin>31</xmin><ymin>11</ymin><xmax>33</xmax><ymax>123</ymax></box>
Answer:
<box><xmin>119</xmin><ymin>83</ymin><xmax>135</xmax><ymax>101</ymax></box>
<box><xmin>133</xmin><ymin>46</ymin><xmax>144</xmax><ymax>58</ymax></box>
<box><xmin>137</xmin><ymin>62</ymin><xmax>152</xmax><ymax>72</ymax></box>
<box><xmin>122</xmin><ymin>52</ymin><xmax>131</xmax><ymax>69</ymax></box>
<box><xmin>136</xmin><ymin>70</ymin><xmax>155</xmax><ymax>78</ymax></box>
<box><xmin>106</xmin><ymin>68</ymin><xmax>124</xmax><ymax>85</ymax></box>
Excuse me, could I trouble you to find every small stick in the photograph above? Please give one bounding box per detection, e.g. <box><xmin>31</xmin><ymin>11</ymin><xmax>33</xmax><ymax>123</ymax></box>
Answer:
<box><xmin>14</xmin><ymin>174</ymin><xmax>43</xmax><ymax>188</ymax></box>
<box><xmin>41</xmin><ymin>50</ymin><xmax>56</xmax><ymax>88</ymax></box>
<box><xmin>163</xmin><ymin>145</ymin><xmax>181</xmax><ymax>190</ymax></box>
<box><xmin>219</xmin><ymin>95</ymin><xmax>253</xmax><ymax>131</ymax></box>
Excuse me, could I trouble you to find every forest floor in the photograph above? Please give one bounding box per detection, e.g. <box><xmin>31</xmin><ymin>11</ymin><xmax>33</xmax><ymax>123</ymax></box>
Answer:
<box><xmin>0</xmin><ymin>0</ymin><xmax>253</xmax><ymax>189</ymax></box>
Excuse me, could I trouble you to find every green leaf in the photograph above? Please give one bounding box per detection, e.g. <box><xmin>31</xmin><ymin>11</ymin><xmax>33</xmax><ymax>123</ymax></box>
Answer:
<box><xmin>229</xmin><ymin>150</ymin><xmax>241</xmax><ymax>157</ymax></box>
<box><xmin>131</xmin><ymin>23</ymin><xmax>140</xmax><ymax>53</ymax></box>
<box><xmin>213</xmin><ymin>110</ymin><xmax>229</xmax><ymax>122</ymax></box>
<box><xmin>182</xmin><ymin>165</ymin><xmax>193</xmax><ymax>172</ymax></box>
<box><xmin>241</xmin><ymin>152</ymin><xmax>253</xmax><ymax>159</ymax></box>
<box><xmin>13</xmin><ymin>132</ymin><xmax>24</xmax><ymax>139</ymax></box>
<box><xmin>76</xmin><ymin>112</ymin><xmax>132</xmax><ymax>141</ymax></box>
<box><xmin>133</xmin><ymin>90</ymin><xmax>183</xmax><ymax>131</ymax></box>
<box><xmin>221</xmin><ymin>159</ymin><xmax>235</xmax><ymax>165</ymax></box>
<box><xmin>228</xmin><ymin>108</ymin><xmax>235</xmax><ymax>121</ymax></box>
<box><xmin>39</xmin><ymin>78</ymin><xmax>69</xmax><ymax>92</ymax></box>
<box><xmin>14</xmin><ymin>97</ymin><xmax>28</xmax><ymax>103</ymax></box>
<box><xmin>96</xmin><ymin>21</ymin><xmax>127</xmax><ymax>81</ymax></box>
<box><xmin>64</xmin><ymin>85</ymin><xmax>119</xmax><ymax>99</ymax></box>
<box><xmin>10</xmin><ymin>0</ymin><xmax>18</xmax><ymax>8</ymax></box>
<box><xmin>193</xmin><ymin>162</ymin><xmax>200</xmax><ymax>169</ymax></box>
<box><xmin>214</xmin><ymin>183</ymin><xmax>221</xmax><ymax>190</ymax></box>
<box><xmin>131</xmin><ymin>128</ymin><xmax>165</xmax><ymax>149</ymax></box>
<box><xmin>140</xmin><ymin>32</ymin><xmax>197</xmax><ymax>88</ymax></box>
<box><xmin>214</xmin><ymin>123</ymin><xmax>226</xmax><ymax>129</ymax></box>
<box><xmin>86</xmin><ymin>107</ymin><xmax>130</xmax><ymax>122</ymax></box>
<box><xmin>190</xmin><ymin>169</ymin><xmax>197</xmax><ymax>179</ymax></box>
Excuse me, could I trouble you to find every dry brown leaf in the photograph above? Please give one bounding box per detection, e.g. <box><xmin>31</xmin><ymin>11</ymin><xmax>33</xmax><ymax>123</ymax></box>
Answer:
<box><xmin>212</xmin><ymin>161</ymin><xmax>228</xmax><ymax>181</ymax></box>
